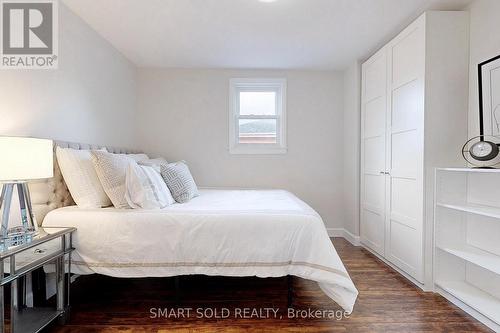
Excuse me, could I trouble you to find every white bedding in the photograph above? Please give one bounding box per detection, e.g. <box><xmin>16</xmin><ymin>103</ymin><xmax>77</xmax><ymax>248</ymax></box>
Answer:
<box><xmin>43</xmin><ymin>189</ymin><xmax>358</xmax><ymax>312</ymax></box>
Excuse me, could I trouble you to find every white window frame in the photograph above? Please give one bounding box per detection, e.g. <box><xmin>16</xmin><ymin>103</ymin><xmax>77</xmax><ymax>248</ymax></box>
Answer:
<box><xmin>229</xmin><ymin>78</ymin><xmax>287</xmax><ymax>155</ymax></box>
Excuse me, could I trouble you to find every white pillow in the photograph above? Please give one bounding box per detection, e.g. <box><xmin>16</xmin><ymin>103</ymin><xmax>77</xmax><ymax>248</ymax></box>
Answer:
<box><xmin>125</xmin><ymin>164</ymin><xmax>175</xmax><ymax>209</ymax></box>
<box><xmin>138</xmin><ymin>158</ymin><xmax>168</xmax><ymax>172</ymax></box>
<box><xmin>122</xmin><ymin>153</ymin><xmax>149</xmax><ymax>162</ymax></box>
<box><xmin>56</xmin><ymin>147</ymin><xmax>112</xmax><ymax>208</ymax></box>
<box><xmin>91</xmin><ymin>151</ymin><xmax>136</xmax><ymax>208</ymax></box>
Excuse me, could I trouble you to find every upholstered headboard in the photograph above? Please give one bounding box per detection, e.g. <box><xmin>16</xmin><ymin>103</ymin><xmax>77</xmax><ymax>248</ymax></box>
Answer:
<box><xmin>29</xmin><ymin>140</ymin><xmax>141</xmax><ymax>225</ymax></box>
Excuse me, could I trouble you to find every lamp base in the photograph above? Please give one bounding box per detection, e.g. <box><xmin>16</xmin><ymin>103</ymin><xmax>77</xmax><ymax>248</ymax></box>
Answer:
<box><xmin>0</xmin><ymin>182</ymin><xmax>39</xmax><ymax>250</ymax></box>
<box><xmin>1</xmin><ymin>226</ymin><xmax>37</xmax><ymax>249</ymax></box>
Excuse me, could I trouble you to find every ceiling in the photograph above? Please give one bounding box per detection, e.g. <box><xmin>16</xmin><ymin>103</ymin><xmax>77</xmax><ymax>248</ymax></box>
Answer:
<box><xmin>62</xmin><ymin>0</ymin><xmax>472</xmax><ymax>70</ymax></box>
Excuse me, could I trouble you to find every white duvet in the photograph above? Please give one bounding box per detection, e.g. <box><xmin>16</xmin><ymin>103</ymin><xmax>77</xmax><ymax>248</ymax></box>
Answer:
<box><xmin>43</xmin><ymin>189</ymin><xmax>358</xmax><ymax>312</ymax></box>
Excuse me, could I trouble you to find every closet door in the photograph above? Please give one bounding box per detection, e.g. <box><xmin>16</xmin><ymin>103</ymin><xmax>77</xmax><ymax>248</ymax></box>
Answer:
<box><xmin>360</xmin><ymin>50</ymin><xmax>387</xmax><ymax>256</ymax></box>
<box><xmin>385</xmin><ymin>18</ymin><xmax>425</xmax><ymax>282</ymax></box>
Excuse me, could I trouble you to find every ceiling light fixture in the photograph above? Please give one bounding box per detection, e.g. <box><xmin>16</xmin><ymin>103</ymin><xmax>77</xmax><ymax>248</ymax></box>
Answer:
<box><xmin>258</xmin><ymin>0</ymin><xmax>278</xmax><ymax>3</ymax></box>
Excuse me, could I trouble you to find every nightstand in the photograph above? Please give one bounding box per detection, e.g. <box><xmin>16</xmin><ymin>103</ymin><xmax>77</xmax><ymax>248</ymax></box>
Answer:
<box><xmin>0</xmin><ymin>227</ymin><xmax>75</xmax><ymax>333</ymax></box>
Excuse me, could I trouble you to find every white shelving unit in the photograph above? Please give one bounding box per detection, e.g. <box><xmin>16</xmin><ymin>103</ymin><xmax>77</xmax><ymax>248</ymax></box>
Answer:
<box><xmin>434</xmin><ymin>168</ymin><xmax>500</xmax><ymax>332</ymax></box>
<box><xmin>436</xmin><ymin>202</ymin><xmax>500</xmax><ymax>219</ymax></box>
<box><xmin>436</xmin><ymin>244</ymin><xmax>500</xmax><ymax>275</ymax></box>
<box><xmin>435</xmin><ymin>280</ymin><xmax>500</xmax><ymax>325</ymax></box>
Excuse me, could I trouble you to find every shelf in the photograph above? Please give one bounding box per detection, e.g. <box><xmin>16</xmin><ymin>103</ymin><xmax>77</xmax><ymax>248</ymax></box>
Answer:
<box><xmin>436</xmin><ymin>245</ymin><xmax>500</xmax><ymax>275</ymax></box>
<box><xmin>436</xmin><ymin>168</ymin><xmax>500</xmax><ymax>173</ymax></box>
<box><xmin>435</xmin><ymin>280</ymin><xmax>500</xmax><ymax>325</ymax></box>
<box><xmin>436</xmin><ymin>202</ymin><xmax>500</xmax><ymax>219</ymax></box>
<box><xmin>12</xmin><ymin>307</ymin><xmax>63</xmax><ymax>333</ymax></box>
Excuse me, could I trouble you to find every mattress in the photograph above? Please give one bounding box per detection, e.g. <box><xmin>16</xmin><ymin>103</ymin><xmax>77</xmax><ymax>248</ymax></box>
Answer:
<box><xmin>43</xmin><ymin>189</ymin><xmax>358</xmax><ymax>312</ymax></box>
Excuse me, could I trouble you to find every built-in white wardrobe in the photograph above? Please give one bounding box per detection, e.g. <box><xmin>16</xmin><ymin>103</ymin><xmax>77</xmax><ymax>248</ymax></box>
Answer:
<box><xmin>360</xmin><ymin>11</ymin><xmax>469</xmax><ymax>286</ymax></box>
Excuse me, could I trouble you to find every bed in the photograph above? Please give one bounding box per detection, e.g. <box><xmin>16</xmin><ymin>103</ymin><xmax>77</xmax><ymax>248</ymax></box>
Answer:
<box><xmin>31</xmin><ymin>141</ymin><xmax>358</xmax><ymax>313</ymax></box>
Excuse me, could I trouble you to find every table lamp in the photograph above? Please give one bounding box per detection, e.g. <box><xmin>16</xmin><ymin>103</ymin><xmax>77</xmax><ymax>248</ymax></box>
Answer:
<box><xmin>0</xmin><ymin>137</ymin><xmax>53</xmax><ymax>249</ymax></box>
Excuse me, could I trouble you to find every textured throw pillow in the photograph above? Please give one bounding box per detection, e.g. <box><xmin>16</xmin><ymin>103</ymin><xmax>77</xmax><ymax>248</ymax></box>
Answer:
<box><xmin>160</xmin><ymin>161</ymin><xmax>199</xmax><ymax>203</ymax></box>
<box><xmin>125</xmin><ymin>163</ymin><xmax>175</xmax><ymax>209</ymax></box>
<box><xmin>56</xmin><ymin>147</ymin><xmax>112</xmax><ymax>208</ymax></box>
<box><xmin>91</xmin><ymin>151</ymin><xmax>136</xmax><ymax>208</ymax></box>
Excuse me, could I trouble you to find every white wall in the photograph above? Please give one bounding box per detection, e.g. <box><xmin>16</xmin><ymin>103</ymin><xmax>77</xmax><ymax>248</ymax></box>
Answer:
<box><xmin>137</xmin><ymin>69</ymin><xmax>345</xmax><ymax>229</ymax></box>
<box><xmin>0</xmin><ymin>4</ymin><xmax>137</xmax><ymax>148</ymax></box>
<box><xmin>342</xmin><ymin>62</ymin><xmax>361</xmax><ymax>237</ymax></box>
<box><xmin>467</xmin><ymin>0</ymin><xmax>500</xmax><ymax>138</ymax></box>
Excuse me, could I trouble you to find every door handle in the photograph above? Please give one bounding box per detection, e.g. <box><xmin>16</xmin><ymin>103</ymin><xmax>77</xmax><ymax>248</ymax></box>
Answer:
<box><xmin>379</xmin><ymin>171</ymin><xmax>391</xmax><ymax>175</ymax></box>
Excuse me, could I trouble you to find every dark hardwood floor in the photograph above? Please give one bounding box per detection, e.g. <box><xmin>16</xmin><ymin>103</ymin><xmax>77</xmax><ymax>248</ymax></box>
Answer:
<box><xmin>45</xmin><ymin>238</ymin><xmax>491</xmax><ymax>332</ymax></box>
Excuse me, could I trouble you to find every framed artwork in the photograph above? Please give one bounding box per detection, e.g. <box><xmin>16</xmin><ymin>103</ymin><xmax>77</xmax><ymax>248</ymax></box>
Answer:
<box><xmin>479</xmin><ymin>55</ymin><xmax>500</xmax><ymax>137</ymax></box>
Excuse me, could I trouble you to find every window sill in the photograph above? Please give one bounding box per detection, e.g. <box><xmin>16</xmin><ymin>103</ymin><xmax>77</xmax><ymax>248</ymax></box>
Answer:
<box><xmin>229</xmin><ymin>146</ymin><xmax>287</xmax><ymax>155</ymax></box>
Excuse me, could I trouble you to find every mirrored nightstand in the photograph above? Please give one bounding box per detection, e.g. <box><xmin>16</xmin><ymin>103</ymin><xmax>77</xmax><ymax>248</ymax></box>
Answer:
<box><xmin>0</xmin><ymin>227</ymin><xmax>75</xmax><ymax>333</ymax></box>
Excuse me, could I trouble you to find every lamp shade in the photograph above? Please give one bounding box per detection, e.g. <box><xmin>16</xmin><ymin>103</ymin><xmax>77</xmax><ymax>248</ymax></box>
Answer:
<box><xmin>0</xmin><ymin>137</ymin><xmax>53</xmax><ymax>181</ymax></box>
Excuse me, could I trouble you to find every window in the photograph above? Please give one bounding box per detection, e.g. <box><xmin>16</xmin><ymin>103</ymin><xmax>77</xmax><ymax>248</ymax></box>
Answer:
<box><xmin>229</xmin><ymin>78</ymin><xmax>287</xmax><ymax>154</ymax></box>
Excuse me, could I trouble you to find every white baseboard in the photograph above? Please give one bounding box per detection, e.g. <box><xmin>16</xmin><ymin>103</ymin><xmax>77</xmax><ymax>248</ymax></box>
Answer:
<box><xmin>326</xmin><ymin>228</ymin><xmax>344</xmax><ymax>237</ymax></box>
<box><xmin>343</xmin><ymin>229</ymin><xmax>361</xmax><ymax>246</ymax></box>
<box><xmin>326</xmin><ymin>228</ymin><xmax>360</xmax><ymax>246</ymax></box>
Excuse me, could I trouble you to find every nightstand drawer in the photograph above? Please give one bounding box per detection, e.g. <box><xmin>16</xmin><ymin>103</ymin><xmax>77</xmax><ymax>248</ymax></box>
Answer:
<box><xmin>4</xmin><ymin>237</ymin><xmax>63</xmax><ymax>274</ymax></box>
<box><xmin>2</xmin><ymin>233</ymin><xmax>73</xmax><ymax>279</ymax></box>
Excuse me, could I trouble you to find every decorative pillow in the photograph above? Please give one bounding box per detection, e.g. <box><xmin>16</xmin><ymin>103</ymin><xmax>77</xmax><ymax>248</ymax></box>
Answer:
<box><xmin>91</xmin><ymin>151</ymin><xmax>136</xmax><ymax>208</ymax></box>
<box><xmin>56</xmin><ymin>147</ymin><xmax>112</xmax><ymax>208</ymax></box>
<box><xmin>139</xmin><ymin>158</ymin><xmax>168</xmax><ymax>172</ymax></box>
<box><xmin>121</xmin><ymin>153</ymin><xmax>149</xmax><ymax>162</ymax></box>
<box><xmin>125</xmin><ymin>163</ymin><xmax>175</xmax><ymax>209</ymax></box>
<box><xmin>160</xmin><ymin>161</ymin><xmax>199</xmax><ymax>203</ymax></box>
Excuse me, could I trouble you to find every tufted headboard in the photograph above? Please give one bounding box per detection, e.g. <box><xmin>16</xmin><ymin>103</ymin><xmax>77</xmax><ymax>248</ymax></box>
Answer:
<box><xmin>29</xmin><ymin>140</ymin><xmax>141</xmax><ymax>225</ymax></box>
